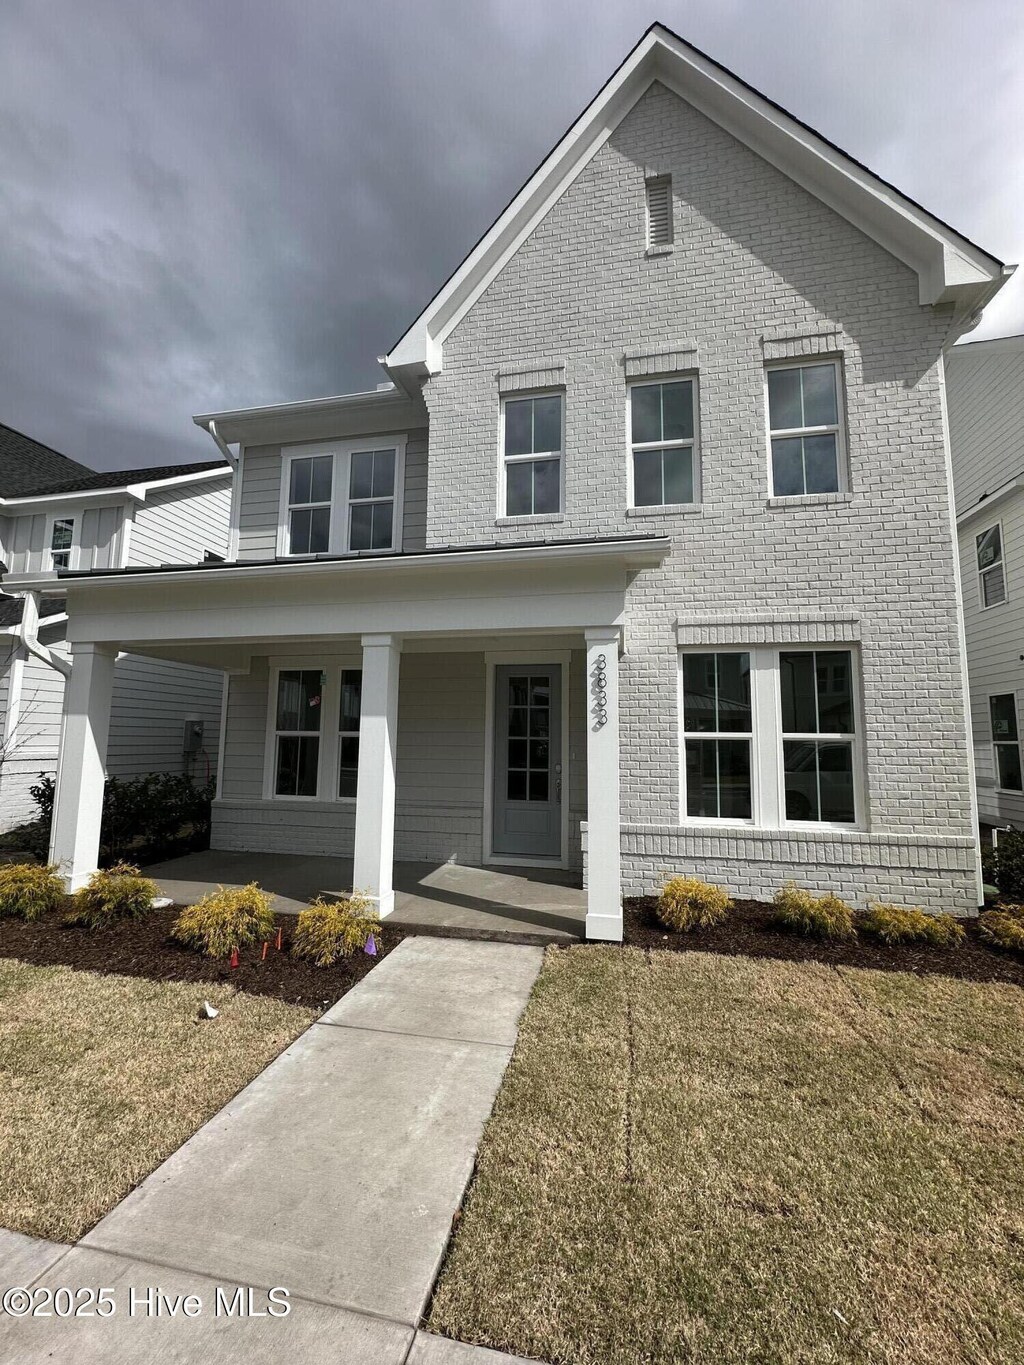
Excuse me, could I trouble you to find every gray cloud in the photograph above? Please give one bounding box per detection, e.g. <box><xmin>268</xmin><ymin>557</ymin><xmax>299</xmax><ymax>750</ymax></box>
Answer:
<box><xmin>0</xmin><ymin>0</ymin><xmax>1021</xmax><ymax>471</ymax></box>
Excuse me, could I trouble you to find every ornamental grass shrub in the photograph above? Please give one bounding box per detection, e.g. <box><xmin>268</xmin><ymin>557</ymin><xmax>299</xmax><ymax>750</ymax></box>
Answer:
<box><xmin>771</xmin><ymin>882</ymin><xmax>856</xmax><ymax>940</ymax></box>
<box><xmin>65</xmin><ymin>863</ymin><xmax>159</xmax><ymax>928</ymax></box>
<box><xmin>977</xmin><ymin>903</ymin><xmax>1024</xmax><ymax>954</ymax></box>
<box><xmin>859</xmin><ymin>903</ymin><xmax>966</xmax><ymax>948</ymax></box>
<box><xmin>0</xmin><ymin>862</ymin><xmax>65</xmax><ymax>922</ymax></box>
<box><xmin>291</xmin><ymin>895</ymin><xmax>380</xmax><ymax>967</ymax></box>
<box><xmin>655</xmin><ymin>876</ymin><xmax>732</xmax><ymax>933</ymax></box>
<box><xmin>171</xmin><ymin>883</ymin><xmax>274</xmax><ymax>959</ymax></box>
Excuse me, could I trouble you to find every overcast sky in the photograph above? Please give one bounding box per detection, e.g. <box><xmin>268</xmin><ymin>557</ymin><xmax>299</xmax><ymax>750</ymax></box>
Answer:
<box><xmin>1</xmin><ymin>0</ymin><xmax>1022</xmax><ymax>473</ymax></box>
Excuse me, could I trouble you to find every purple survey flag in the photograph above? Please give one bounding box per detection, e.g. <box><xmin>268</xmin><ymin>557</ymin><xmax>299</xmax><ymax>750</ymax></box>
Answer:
<box><xmin>364</xmin><ymin>933</ymin><xmax>378</xmax><ymax>957</ymax></box>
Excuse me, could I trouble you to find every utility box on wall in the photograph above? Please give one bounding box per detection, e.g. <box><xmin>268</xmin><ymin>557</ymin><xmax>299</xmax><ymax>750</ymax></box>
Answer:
<box><xmin>183</xmin><ymin>718</ymin><xmax>204</xmax><ymax>755</ymax></box>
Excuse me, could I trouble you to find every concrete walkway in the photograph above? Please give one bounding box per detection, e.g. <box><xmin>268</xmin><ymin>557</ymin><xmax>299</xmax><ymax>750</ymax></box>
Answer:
<box><xmin>0</xmin><ymin>938</ymin><xmax>545</xmax><ymax>1363</ymax></box>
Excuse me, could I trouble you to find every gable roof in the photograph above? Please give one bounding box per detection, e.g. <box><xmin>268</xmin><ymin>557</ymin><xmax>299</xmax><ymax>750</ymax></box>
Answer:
<box><xmin>0</xmin><ymin>422</ymin><xmax>96</xmax><ymax>497</ymax></box>
<box><xmin>8</xmin><ymin>459</ymin><xmax>229</xmax><ymax>497</ymax></box>
<box><xmin>384</xmin><ymin>22</ymin><xmax>1012</xmax><ymax>380</ymax></box>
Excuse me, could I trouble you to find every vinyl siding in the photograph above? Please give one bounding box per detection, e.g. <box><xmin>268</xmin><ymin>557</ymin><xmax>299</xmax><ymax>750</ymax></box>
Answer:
<box><xmin>947</xmin><ymin>339</ymin><xmax>1024</xmax><ymax>513</ymax></box>
<box><xmin>128</xmin><ymin>478</ymin><xmax>231</xmax><ymax>567</ymax></box>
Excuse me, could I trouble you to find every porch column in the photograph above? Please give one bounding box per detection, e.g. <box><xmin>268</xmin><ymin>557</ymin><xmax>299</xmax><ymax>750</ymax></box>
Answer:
<box><xmin>49</xmin><ymin>643</ymin><xmax>117</xmax><ymax>891</ymax></box>
<box><xmin>585</xmin><ymin>626</ymin><xmax>622</xmax><ymax>941</ymax></box>
<box><xmin>353</xmin><ymin>633</ymin><xmax>401</xmax><ymax>918</ymax></box>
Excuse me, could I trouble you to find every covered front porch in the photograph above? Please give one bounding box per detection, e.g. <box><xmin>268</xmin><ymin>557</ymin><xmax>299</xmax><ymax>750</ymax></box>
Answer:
<box><xmin>143</xmin><ymin>849</ymin><xmax>587</xmax><ymax>942</ymax></box>
<box><xmin>9</xmin><ymin>536</ymin><xmax>668</xmax><ymax>941</ymax></box>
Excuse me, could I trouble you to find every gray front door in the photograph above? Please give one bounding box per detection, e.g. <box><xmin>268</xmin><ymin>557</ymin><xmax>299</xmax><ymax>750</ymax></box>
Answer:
<box><xmin>492</xmin><ymin>665</ymin><xmax>562</xmax><ymax>859</ymax></box>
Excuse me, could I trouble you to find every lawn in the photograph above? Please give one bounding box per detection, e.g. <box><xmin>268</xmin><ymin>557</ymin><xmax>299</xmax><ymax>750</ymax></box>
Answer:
<box><xmin>431</xmin><ymin>946</ymin><xmax>1024</xmax><ymax>1365</ymax></box>
<box><xmin>0</xmin><ymin>958</ymin><xmax>315</xmax><ymax>1241</ymax></box>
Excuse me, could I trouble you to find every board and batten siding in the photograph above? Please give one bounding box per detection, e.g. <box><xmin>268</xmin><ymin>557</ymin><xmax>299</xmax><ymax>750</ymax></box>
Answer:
<box><xmin>3</xmin><ymin>505</ymin><xmax>126</xmax><ymax>574</ymax></box>
<box><xmin>128</xmin><ymin>479</ymin><xmax>231</xmax><ymax>567</ymax></box>
<box><xmin>235</xmin><ymin>430</ymin><xmax>429</xmax><ymax>560</ymax></box>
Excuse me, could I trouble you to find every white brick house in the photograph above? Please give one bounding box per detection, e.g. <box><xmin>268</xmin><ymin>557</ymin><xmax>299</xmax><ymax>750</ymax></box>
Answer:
<box><xmin>2</xmin><ymin>25</ymin><xmax>1011</xmax><ymax>936</ymax></box>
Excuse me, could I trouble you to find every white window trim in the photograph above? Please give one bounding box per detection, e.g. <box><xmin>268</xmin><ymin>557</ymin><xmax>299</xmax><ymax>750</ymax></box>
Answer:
<box><xmin>626</xmin><ymin>375</ymin><xmax>700</xmax><ymax>510</ymax></box>
<box><xmin>44</xmin><ymin>514</ymin><xmax>79</xmax><ymax>571</ymax></box>
<box><xmin>989</xmin><ymin>691</ymin><xmax>1023</xmax><ymax>793</ymax></box>
<box><xmin>276</xmin><ymin>437</ymin><xmax>406</xmax><ymax>558</ymax></box>
<box><xmin>764</xmin><ymin>358</ymin><xmax>848</xmax><ymax>498</ymax></box>
<box><xmin>678</xmin><ymin>644</ymin><xmax>864</xmax><ymax>832</ymax></box>
<box><xmin>976</xmin><ymin>521</ymin><xmax>1007</xmax><ymax>611</ymax></box>
<box><xmin>497</xmin><ymin>390</ymin><xmax>565</xmax><ymax>520</ymax></box>
<box><xmin>262</xmin><ymin>659</ymin><xmax>361</xmax><ymax>802</ymax></box>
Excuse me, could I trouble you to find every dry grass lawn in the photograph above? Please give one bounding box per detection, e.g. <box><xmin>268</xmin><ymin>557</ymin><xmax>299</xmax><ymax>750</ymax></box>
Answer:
<box><xmin>0</xmin><ymin>958</ymin><xmax>315</xmax><ymax>1242</ymax></box>
<box><xmin>431</xmin><ymin>946</ymin><xmax>1024</xmax><ymax>1365</ymax></box>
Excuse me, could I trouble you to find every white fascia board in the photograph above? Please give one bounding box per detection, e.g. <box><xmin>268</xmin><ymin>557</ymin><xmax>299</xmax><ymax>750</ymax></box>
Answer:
<box><xmin>385</xmin><ymin>25</ymin><xmax>1008</xmax><ymax>376</ymax></box>
<box><xmin>124</xmin><ymin>467</ymin><xmax>232</xmax><ymax>498</ymax></box>
<box><xmin>192</xmin><ymin>387</ymin><xmax>424</xmax><ymax>446</ymax></box>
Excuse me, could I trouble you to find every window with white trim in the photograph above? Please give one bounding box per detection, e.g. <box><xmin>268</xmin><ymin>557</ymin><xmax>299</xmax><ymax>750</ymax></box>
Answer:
<box><xmin>990</xmin><ymin>694</ymin><xmax>1023</xmax><ymax>792</ymax></box>
<box><xmin>645</xmin><ymin>175</ymin><xmax>673</xmax><ymax>248</ymax></box>
<box><xmin>273</xmin><ymin>669</ymin><xmax>323</xmax><ymax>797</ymax></box>
<box><xmin>766</xmin><ymin>361</ymin><xmax>844</xmax><ymax>496</ymax></box>
<box><xmin>679</xmin><ymin>646</ymin><xmax>860</xmax><ymax>827</ymax></box>
<box><xmin>338</xmin><ymin>669</ymin><xmax>362</xmax><ymax>798</ymax></box>
<box><xmin>977</xmin><ymin>524</ymin><xmax>1006</xmax><ymax>608</ymax></box>
<box><xmin>281</xmin><ymin>441</ymin><xmax>403</xmax><ymax>556</ymax></box>
<box><xmin>629</xmin><ymin>378</ymin><xmax>697</xmax><ymax>506</ymax></box>
<box><xmin>48</xmin><ymin>517</ymin><xmax>75</xmax><ymax>570</ymax></box>
<box><xmin>501</xmin><ymin>393</ymin><xmax>563</xmax><ymax>516</ymax></box>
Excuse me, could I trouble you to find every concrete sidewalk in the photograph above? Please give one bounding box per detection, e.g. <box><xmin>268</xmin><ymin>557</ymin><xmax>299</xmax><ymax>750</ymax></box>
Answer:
<box><xmin>0</xmin><ymin>938</ymin><xmax>545</xmax><ymax>1363</ymax></box>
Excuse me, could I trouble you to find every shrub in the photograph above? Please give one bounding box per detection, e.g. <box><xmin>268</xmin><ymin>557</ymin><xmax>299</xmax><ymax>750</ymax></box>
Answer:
<box><xmin>655</xmin><ymin>876</ymin><xmax>732</xmax><ymax>933</ymax></box>
<box><xmin>291</xmin><ymin>896</ymin><xmax>380</xmax><ymax>966</ymax></box>
<box><xmin>977</xmin><ymin>903</ymin><xmax>1024</xmax><ymax>954</ymax></box>
<box><xmin>984</xmin><ymin>829</ymin><xmax>1024</xmax><ymax>901</ymax></box>
<box><xmin>172</xmin><ymin>884</ymin><xmax>275</xmax><ymax>959</ymax></box>
<box><xmin>859</xmin><ymin>903</ymin><xmax>965</xmax><ymax>947</ymax></box>
<box><xmin>65</xmin><ymin>863</ymin><xmax>159</xmax><ymax>928</ymax></box>
<box><xmin>0</xmin><ymin>862</ymin><xmax>65</xmax><ymax>921</ymax></box>
<box><xmin>771</xmin><ymin>883</ymin><xmax>856</xmax><ymax>940</ymax></box>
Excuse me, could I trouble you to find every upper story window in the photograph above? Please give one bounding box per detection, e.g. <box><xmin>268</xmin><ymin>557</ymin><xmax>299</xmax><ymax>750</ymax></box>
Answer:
<box><xmin>977</xmin><ymin>524</ymin><xmax>1006</xmax><ymax>608</ymax></box>
<box><xmin>990</xmin><ymin>694</ymin><xmax>1023</xmax><ymax>792</ymax></box>
<box><xmin>645</xmin><ymin>175</ymin><xmax>673</xmax><ymax>249</ymax></box>
<box><xmin>48</xmin><ymin>517</ymin><xmax>75</xmax><ymax>570</ymax></box>
<box><xmin>281</xmin><ymin>440</ymin><xmax>404</xmax><ymax>556</ymax></box>
<box><xmin>766</xmin><ymin>361</ymin><xmax>844</xmax><ymax>496</ymax></box>
<box><xmin>501</xmin><ymin>393</ymin><xmax>563</xmax><ymax>517</ymax></box>
<box><xmin>628</xmin><ymin>379</ymin><xmax>697</xmax><ymax>506</ymax></box>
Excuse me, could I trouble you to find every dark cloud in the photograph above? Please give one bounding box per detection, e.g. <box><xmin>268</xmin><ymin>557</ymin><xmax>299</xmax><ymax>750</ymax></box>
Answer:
<box><xmin>0</xmin><ymin>0</ymin><xmax>1020</xmax><ymax>471</ymax></box>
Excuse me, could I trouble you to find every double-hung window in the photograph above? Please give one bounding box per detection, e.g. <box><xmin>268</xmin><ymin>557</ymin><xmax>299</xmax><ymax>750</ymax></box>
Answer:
<box><xmin>269</xmin><ymin>665</ymin><xmax>363</xmax><ymax>800</ymax></box>
<box><xmin>48</xmin><ymin>517</ymin><xmax>75</xmax><ymax>570</ymax></box>
<box><xmin>680</xmin><ymin>646</ymin><xmax>860</xmax><ymax>827</ymax></box>
<box><xmin>629</xmin><ymin>379</ymin><xmax>697</xmax><ymax>506</ymax></box>
<box><xmin>990</xmin><ymin>694</ymin><xmax>1023</xmax><ymax>792</ymax></box>
<box><xmin>977</xmin><ymin>525</ymin><xmax>1006</xmax><ymax>608</ymax></box>
<box><xmin>338</xmin><ymin>669</ymin><xmax>362</xmax><ymax>798</ymax></box>
<box><xmin>273</xmin><ymin>669</ymin><xmax>323</xmax><ymax>797</ymax></box>
<box><xmin>767</xmin><ymin>361</ymin><xmax>844</xmax><ymax>496</ymax></box>
<box><xmin>502</xmin><ymin>393</ymin><xmax>563</xmax><ymax>516</ymax></box>
<box><xmin>282</xmin><ymin>441</ymin><xmax>403</xmax><ymax>556</ymax></box>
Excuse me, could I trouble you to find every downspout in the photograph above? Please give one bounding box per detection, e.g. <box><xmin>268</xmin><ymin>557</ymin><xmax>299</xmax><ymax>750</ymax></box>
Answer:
<box><xmin>203</xmin><ymin>419</ymin><xmax>238</xmax><ymax>467</ymax></box>
<box><xmin>202</xmin><ymin>419</ymin><xmax>241</xmax><ymax>560</ymax></box>
<box><xmin>17</xmin><ymin>591</ymin><xmax>71</xmax><ymax>679</ymax></box>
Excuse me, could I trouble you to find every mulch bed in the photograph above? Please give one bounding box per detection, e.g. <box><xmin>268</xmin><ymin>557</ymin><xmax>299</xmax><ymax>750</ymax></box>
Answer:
<box><xmin>0</xmin><ymin>903</ymin><xmax>404</xmax><ymax>1008</ymax></box>
<box><xmin>624</xmin><ymin>897</ymin><xmax>1024</xmax><ymax>987</ymax></box>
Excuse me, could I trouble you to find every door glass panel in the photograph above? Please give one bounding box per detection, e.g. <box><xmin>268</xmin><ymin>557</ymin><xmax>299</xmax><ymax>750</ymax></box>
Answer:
<box><xmin>506</xmin><ymin>674</ymin><xmax>552</xmax><ymax>803</ymax></box>
<box><xmin>529</xmin><ymin>771</ymin><xmax>549</xmax><ymax>801</ymax></box>
<box><xmin>507</xmin><ymin>770</ymin><xmax>527</xmax><ymax>801</ymax></box>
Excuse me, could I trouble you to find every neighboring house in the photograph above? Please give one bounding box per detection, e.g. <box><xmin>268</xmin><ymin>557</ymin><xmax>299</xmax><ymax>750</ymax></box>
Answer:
<box><xmin>0</xmin><ymin>421</ymin><xmax>232</xmax><ymax>829</ymax></box>
<box><xmin>947</xmin><ymin>334</ymin><xmax>1024</xmax><ymax>833</ymax></box>
<box><xmin>3</xmin><ymin>24</ymin><xmax>1012</xmax><ymax>937</ymax></box>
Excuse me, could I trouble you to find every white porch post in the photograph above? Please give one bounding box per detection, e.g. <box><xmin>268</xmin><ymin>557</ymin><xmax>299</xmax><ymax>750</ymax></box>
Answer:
<box><xmin>49</xmin><ymin>643</ymin><xmax>117</xmax><ymax>891</ymax></box>
<box><xmin>353</xmin><ymin>633</ymin><xmax>401</xmax><ymax>918</ymax></box>
<box><xmin>584</xmin><ymin>626</ymin><xmax>622</xmax><ymax>941</ymax></box>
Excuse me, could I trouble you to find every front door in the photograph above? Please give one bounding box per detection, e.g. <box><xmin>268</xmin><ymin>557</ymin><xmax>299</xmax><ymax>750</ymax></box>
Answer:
<box><xmin>492</xmin><ymin>665</ymin><xmax>562</xmax><ymax>859</ymax></box>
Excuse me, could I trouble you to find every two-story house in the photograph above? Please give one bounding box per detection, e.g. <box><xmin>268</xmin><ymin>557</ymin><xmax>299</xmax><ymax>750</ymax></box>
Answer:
<box><xmin>3</xmin><ymin>25</ymin><xmax>1011</xmax><ymax>938</ymax></box>
<box><xmin>0</xmin><ymin>421</ymin><xmax>232</xmax><ymax>827</ymax></box>
<box><xmin>947</xmin><ymin>334</ymin><xmax>1024</xmax><ymax>833</ymax></box>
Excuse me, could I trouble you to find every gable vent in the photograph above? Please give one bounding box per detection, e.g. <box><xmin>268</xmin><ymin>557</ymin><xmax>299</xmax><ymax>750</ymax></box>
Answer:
<box><xmin>645</xmin><ymin>175</ymin><xmax>673</xmax><ymax>248</ymax></box>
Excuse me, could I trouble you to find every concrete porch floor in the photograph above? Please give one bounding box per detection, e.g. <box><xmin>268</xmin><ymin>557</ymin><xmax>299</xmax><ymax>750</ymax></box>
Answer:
<box><xmin>143</xmin><ymin>849</ymin><xmax>586</xmax><ymax>942</ymax></box>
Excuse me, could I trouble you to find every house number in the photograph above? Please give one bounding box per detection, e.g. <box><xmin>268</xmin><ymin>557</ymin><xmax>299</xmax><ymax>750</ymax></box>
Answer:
<box><xmin>591</xmin><ymin>653</ymin><xmax>608</xmax><ymax>729</ymax></box>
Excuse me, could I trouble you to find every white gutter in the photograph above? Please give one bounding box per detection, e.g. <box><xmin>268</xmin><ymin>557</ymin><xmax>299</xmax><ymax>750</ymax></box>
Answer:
<box><xmin>956</xmin><ymin>474</ymin><xmax>1024</xmax><ymax>526</ymax></box>
<box><xmin>202</xmin><ymin>419</ymin><xmax>238</xmax><ymax>468</ymax></box>
<box><xmin>14</xmin><ymin>591</ymin><xmax>70</xmax><ymax>678</ymax></box>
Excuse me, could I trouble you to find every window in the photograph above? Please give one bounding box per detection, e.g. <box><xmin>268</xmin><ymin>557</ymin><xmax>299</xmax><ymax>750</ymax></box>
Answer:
<box><xmin>273</xmin><ymin>670</ymin><xmax>323</xmax><ymax>797</ymax></box>
<box><xmin>338</xmin><ymin>669</ymin><xmax>362</xmax><ymax>798</ymax></box>
<box><xmin>281</xmin><ymin>441</ymin><xmax>403</xmax><ymax>556</ymax></box>
<box><xmin>502</xmin><ymin>393</ymin><xmax>563</xmax><ymax>516</ymax></box>
<box><xmin>780</xmin><ymin>651</ymin><xmax>856</xmax><ymax>823</ymax></box>
<box><xmin>679</xmin><ymin>646</ymin><xmax>860</xmax><ymax>827</ymax></box>
<box><xmin>645</xmin><ymin>175</ymin><xmax>673</xmax><ymax>248</ymax></box>
<box><xmin>767</xmin><ymin>361</ymin><xmax>843</xmax><ymax>496</ymax></box>
<box><xmin>990</xmin><ymin>694</ymin><xmax>1023</xmax><ymax>791</ymax></box>
<box><xmin>977</xmin><ymin>525</ymin><xmax>1006</xmax><ymax>608</ymax></box>
<box><xmin>629</xmin><ymin>379</ymin><xmax>697</xmax><ymax>506</ymax></box>
<box><xmin>682</xmin><ymin>652</ymin><xmax>752</xmax><ymax>819</ymax></box>
<box><xmin>48</xmin><ymin>517</ymin><xmax>74</xmax><ymax>570</ymax></box>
